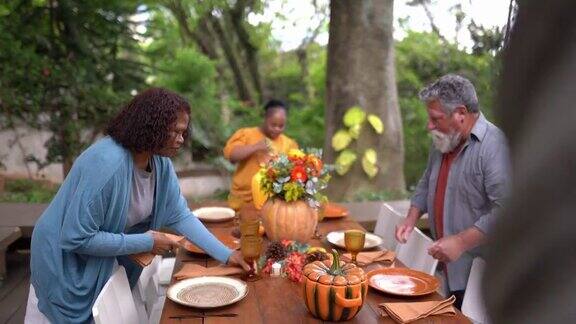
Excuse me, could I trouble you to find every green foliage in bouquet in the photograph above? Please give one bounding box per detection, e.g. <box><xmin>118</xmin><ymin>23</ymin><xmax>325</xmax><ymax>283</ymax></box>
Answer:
<box><xmin>259</xmin><ymin>149</ymin><xmax>331</xmax><ymax>207</ymax></box>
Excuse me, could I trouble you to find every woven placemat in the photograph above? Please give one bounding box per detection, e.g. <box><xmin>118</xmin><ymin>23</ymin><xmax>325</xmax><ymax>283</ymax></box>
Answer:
<box><xmin>176</xmin><ymin>282</ymin><xmax>240</xmax><ymax>307</ymax></box>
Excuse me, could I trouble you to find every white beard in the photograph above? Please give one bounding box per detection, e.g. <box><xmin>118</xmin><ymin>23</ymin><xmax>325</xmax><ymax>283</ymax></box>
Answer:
<box><xmin>430</xmin><ymin>129</ymin><xmax>462</xmax><ymax>153</ymax></box>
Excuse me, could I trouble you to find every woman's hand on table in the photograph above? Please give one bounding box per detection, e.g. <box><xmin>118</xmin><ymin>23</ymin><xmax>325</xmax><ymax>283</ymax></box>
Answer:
<box><xmin>149</xmin><ymin>231</ymin><xmax>180</xmax><ymax>255</ymax></box>
<box><xmin>227</xmin><ymin>250</ymin><xmax>251</xmax><ymax>271</ymax></box>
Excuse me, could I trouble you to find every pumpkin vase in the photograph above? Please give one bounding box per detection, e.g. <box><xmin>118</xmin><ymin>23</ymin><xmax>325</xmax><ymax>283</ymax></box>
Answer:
<box><xmin>302</xmin><ymin>251</ymin><xmax>368</xmax><ymax>321</ymax></box>
<box><xmin>261</xmin><ymin>199</ymin><xmax>317</xmax><ymax>242</ymax></box>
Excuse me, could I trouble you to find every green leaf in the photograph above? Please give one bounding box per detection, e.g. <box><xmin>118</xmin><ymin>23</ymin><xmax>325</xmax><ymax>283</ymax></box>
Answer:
<box><xmin>335</xmin><ymin>150</ymin><xmax>357</xmax><ymax>176</ymax></box>
<box><xmin>0</xmin><ymin>5</ymin><xmax>10</xmax><ymax>16</ymax></box>
<box><xmin>349</xmin><ymin>124</ymin><xmax>362</xmax><ymax>139</ymax></box>
<box><xmin>331</xmin><ymin>130</ymin><xmax>352</xmax><ymax>151</ymax></box>
<box><xmin>364</xmin><ymin>149</ymin><xmax>377</xmax><ymax>164</ymax></box>
<box><xmin>361</xmin><ymin>149</ymin><xmax>378</xmax><ymax>178</ymax></box>
<box><xmin>367</xmin><ymin>114</ymin><xmax>384</xmax><ymax>134</ymax></box>
<box><xmin>343</xmin><ymin>106</ymin><xmax>366</xmax><ymax>127</ymax></box>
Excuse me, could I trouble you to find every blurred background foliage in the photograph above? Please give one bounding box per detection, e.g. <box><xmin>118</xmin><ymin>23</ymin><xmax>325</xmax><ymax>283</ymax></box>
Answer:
<box><xmin>0</xmin><ymin>0</ymin><xmax>504</xmax><ymax>201</ymax></box>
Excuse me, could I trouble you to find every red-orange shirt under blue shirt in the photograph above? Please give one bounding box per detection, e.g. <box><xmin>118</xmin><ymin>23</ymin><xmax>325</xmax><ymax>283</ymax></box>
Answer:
<box><xmin>433</xmin><ymin>150</ymin><xmax>459</xmax><ymax>239</ymax></box>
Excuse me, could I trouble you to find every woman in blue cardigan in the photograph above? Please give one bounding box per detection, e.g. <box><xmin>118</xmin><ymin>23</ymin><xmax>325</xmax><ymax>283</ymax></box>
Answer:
<box><xmin>25</xmin><ymin>88</ymin><xmax>249</xmax><ymax>323</ymax></box>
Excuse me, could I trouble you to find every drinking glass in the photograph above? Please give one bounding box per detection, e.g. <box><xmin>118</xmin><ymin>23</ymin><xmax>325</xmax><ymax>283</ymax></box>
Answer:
<box><xmin>239</xmin><ymin>212</ymin><xmax>261</xmax><ymax>237</ymax></box>
<box><xmin>241</xmin><ymin>235</ymin><xmax>262</xmax><ymax>281</ymax></box>
<box><xmin>312</xmin><ymin>206</ymin><xmax>326</xmax><ymax>239</ymax></box>
<box><xmin>344</xmin><ymin>230</ymin><xmax>366</xmax><ymax>265</ymax></box>
<box><xmin>228</xmin><ymin>195</ymin><xmax>244</xmax><ymax>236</ymax></box>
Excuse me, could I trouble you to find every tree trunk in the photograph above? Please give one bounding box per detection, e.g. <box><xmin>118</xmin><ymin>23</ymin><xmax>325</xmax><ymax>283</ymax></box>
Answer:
<box><xmin>208</xmin><ymin>14</ymin><xmax>255</xmax><ymax>104</ymax></box>
<box><xmin>228</xmin><ymin>0</ymin><xmax>264</xmax><ymax>101</ymax></box>
<box><xmin>324</xmin><ymin>0</ymin><xmax>405</xmax><ymax>200</ymax></box>
<box><xmin>296</xmin><ymin>48</ymin><xmax>315</xmax><ymax>103</ymax></box>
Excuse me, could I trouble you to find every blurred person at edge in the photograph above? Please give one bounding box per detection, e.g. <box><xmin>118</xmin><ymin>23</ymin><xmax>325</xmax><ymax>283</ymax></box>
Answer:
<box><xmin>395</xmin><ymin>74</ymin><xmax>511</xmax><ymax>309</ymax></box>
<box><xmin>485</xmin><ymin>0</ymin><xmax>576</xmax><ymax>323</ymax></box>
<box><xmin>25</xmin><ymin>88</ymin><xmax>249</xmax><ymax>324</ymax></box>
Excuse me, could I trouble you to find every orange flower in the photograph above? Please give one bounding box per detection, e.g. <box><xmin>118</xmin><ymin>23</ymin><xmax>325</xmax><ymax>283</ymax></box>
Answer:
<box><xmin>289</xmin><ymin>156</ymin><xmax>306</xmax><ymax>166</ymax></box>
<box><xmin>307</xmin><ymin>155</ymin><xmax>323</xmax><ymax>173</ymax></box>
<box><xmin>290</xmin><ymin>165</ymin><xmax>308</xmax><ymax>182</ymax></box>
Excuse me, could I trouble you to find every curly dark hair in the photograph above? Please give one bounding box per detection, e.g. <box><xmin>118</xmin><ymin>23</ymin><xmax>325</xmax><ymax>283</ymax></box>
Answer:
<box><xmin>106</xmin><ymin>88</ymin><xmax>191</xmax><ymax>153</ymax></box>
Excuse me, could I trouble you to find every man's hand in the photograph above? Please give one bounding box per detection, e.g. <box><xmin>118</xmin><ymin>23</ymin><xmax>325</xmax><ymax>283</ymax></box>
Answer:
<box><xmin>395</xmin><ymin>218</ymin><xmax>417</xmax><ymax>243</ymax></box>
<box><xmin>227</xmin><ymin>250</ymin><xmax>251</xmax><ymax>271</ymax></box>
<box><xmin>149</xmin><ymin>231</ymin><xmax>180</xmax><ymax>255</ymax></box>
<box><xmin>427</xmin><ymin>235</ymin><xmax>466</xmax><ymax>263</ymax></box>
<box><xmin>395</xmin><ymin>206</ymin><xmax>422</xmax><ymax>243</ymax></box>
<box><xmin>428</xmin><ymin>227</ymin><xmax>485</xmax><ymax>263</ymax></box>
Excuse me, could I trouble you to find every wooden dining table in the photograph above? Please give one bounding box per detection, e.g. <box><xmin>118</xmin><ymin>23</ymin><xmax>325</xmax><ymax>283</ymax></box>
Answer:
<box><xmin>159</xmin><ymin>204</ymin><xmax>471</xmax><ymax>323</ymax></box>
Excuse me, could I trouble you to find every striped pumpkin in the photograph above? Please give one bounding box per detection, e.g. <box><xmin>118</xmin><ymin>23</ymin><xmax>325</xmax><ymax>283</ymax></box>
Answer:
<box><xmin>261</xmin><ymin>199</ymin><xmax>317</xmax><ymax>242</ymax></box>
<box><xmin>302</xmin><ymin>250</ymin><xmax>368</xmax><ymax>321</ymax></box>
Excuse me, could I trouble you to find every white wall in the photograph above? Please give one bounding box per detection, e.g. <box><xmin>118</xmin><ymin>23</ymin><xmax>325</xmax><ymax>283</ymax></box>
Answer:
<box><xmin>0</xmin><ymin>127</ymin><xmax>231</xmax><ymax>198</ymax></box>
<box><xmin>0</xmin><ymin>126</ymin><xmax>63</xmax><ymax>182</ymax></box>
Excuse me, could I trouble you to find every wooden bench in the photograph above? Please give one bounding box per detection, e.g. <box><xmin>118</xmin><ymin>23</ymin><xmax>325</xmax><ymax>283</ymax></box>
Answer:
<box><xmin>0</xmin><ymin>227</ymin><xmax>22</xmax><ymax>280</ymax></box>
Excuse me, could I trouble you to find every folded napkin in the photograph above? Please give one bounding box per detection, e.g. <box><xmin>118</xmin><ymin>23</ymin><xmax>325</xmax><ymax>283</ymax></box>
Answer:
<box><xmin>129</xmin><ymin>252</ymin><xmax>156</xmax><ymax>267</ymax></box>
<box><xmin>173</xmin><ymin>264</ymin><xmax>245</xmax><ymax>280</ymax></box>
<box><xmin>129</xmin><ymin>231</ymin><xmax>185</xmax><ymax>266</ymax></box>
<box><xmin>379</xmin><ymin>295</ymin><xmax>456</xmax><ymax>323</ymax></box>
<box><xmin>341</xmin><ymin>250</ymin><xmax>396</xmax><ymax>266</ymax></box>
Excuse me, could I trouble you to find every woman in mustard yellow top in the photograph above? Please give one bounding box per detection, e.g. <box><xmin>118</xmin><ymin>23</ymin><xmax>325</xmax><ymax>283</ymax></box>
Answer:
<box><xmin>224</xmin><ymin>100</ymin><xmax>298</xmax><ymax>210</ymax></box>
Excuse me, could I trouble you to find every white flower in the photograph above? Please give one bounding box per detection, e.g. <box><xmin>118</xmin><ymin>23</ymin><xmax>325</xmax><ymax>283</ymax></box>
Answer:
<box><xmin>305</xmin><ymin>180</ymin><xmax>317</xmax><ymax>195</ymax></box>
<box><xmin>273</xmin><ymin>182</ymin><xmax>283</xmax><ymax>193</ymax></box>
<box><xmin>278</xmin><ymin>176</ymin><xmax>291</xmax><ymax>184</ymax></box>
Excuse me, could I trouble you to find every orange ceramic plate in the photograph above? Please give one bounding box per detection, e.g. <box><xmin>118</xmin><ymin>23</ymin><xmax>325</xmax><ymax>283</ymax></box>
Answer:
<box><xmin>367</xmin><ymin>268</ymin><xmax>439</xmax><ymax>296</ymax></box>
<box><xmin>182</xmin><ymin>229</ymin><xmax>240</xmax><ymax>254</ymax></box>
<box><xmin>323</xmin><ymin>202</ymin><xmax>349</xmax><ymax>218</ymax></box>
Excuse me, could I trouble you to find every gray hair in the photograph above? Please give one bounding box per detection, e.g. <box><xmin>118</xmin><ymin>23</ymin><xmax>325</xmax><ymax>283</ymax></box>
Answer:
<box><xmin>419</xmin><ymin>74</ymin><xmax>479</xmax><ymax>113</ymax></box>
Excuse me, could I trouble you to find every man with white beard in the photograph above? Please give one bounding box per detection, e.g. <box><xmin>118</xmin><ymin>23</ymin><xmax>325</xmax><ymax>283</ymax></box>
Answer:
<box><xmin>395</xmin><ymin>74</ymin><xmax>511</xmax><ymax>309</ymax></box>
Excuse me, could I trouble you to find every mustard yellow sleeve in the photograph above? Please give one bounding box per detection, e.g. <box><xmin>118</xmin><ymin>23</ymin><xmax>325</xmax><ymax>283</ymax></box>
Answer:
<box><xmin>223</xmin><ymin>128</ymin><xmax>247</xmax><ymax>160</ymax></box>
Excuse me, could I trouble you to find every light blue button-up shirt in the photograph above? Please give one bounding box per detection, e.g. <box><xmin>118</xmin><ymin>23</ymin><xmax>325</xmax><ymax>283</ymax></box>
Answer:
<box><xmin>411</xmin><ymin>114</ymin><xmax>511</xmax><ymax>291</ymax></box>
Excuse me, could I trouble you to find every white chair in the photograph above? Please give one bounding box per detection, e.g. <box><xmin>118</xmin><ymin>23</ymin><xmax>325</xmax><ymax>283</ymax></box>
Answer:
<box><xmin>140</xmin><ymin>274</ymin><xmax>166</xmax><ymax>324</ymax></box>
<box><xmin>373</xmin><ymin>204</ymin><xmax>405</xmax><ymax>251</ymax></box>
<box><xmin>133</xmin><ymin>256</ymin><xmax>162</xmax><ymax>323</ymax></box>
<box><xmin>92</xmin><ymin>266</ymin><xmax>140</xmax><ymax>324</ymax></box>
<box><xmin>395</xmin><ymin>227</ymin><xmax>438</xmax><ymax>275</ymax></box>
<box><xmin>462</xmin><ymin>258</ymin><xmax>491</xmax><ymax>324</ymax></box>
<box><xmin>157</xmin><ymin>257</ymin><xmax>176</xmax><ymax>289</ymax></box>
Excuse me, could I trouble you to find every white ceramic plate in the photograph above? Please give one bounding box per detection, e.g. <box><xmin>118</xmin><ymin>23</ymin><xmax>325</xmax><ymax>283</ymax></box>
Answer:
<box><xmin>167</xmin><ymin>276</ymin><xmax>248</xmax><ymax>308</ymax></box>
<box><xmin>326</xmin><ymin>230</ymin><xmax>384</xmax><ymax>250</ymax></box>
<box><xmin>193</xmin><ymin>207</ymin><xmax>235</xmax><ymax>223</ymax></box>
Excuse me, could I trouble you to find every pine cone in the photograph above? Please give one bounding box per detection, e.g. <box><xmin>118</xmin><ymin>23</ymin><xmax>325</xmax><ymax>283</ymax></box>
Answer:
<box><xmin>266</xmin><ymin>241</ymin><xmax>287</xmax><ymax>261</ymax></box>
<box><xmin>306</xmin><ymin>251</ymin><xmax>328</xmax><ymax>264</ymax></box>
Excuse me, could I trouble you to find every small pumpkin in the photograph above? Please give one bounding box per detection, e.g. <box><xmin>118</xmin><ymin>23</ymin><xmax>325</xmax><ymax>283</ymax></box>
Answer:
<box><xmin>302</xmin><ymin>250</ymin><xmax>368</xmax><ymax>321</ymax></box>
<box><xmin>261</xmin><ymin>199</ymin><xmax>317</xmax><ymax>242</ymax></box>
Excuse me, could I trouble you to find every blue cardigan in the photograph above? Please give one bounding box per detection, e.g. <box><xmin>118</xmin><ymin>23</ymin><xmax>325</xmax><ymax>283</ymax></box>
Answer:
<box><xmin>30</xmin><ymin>137</ymin><xmax>232</xmax><ymax>323</ymax></box>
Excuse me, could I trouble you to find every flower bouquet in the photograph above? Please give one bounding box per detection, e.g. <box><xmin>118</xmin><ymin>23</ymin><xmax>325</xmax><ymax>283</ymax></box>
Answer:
<box><xmin>256</xmin><ymin>149</ymin><xmax>331</xmax><ymax>241</ymax></box>
<box><xmin>259</xmin><ymin>148</ymin><xmax>331</xmax><ymax>208</ymax></box>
